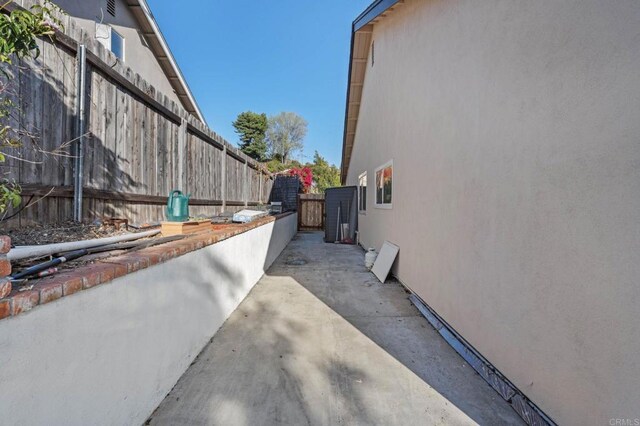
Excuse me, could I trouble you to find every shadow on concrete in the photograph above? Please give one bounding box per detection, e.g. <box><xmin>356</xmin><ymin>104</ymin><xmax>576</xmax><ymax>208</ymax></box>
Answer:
<box><xmin>148</xmin><ymin>231</ymin><xmax>522</xmax><ymax>425</ymax></box>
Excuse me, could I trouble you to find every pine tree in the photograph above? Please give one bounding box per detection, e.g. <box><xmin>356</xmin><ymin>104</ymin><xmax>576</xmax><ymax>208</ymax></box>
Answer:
<box><xmin>232</xmin><ymin>111</ymin><xmax>268</xmax><ymax>161</ymax></box>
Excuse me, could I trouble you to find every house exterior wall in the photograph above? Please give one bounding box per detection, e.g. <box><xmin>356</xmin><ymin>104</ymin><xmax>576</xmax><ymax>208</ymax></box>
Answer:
<box><xmin>50</xmin><ymin>0</ymin><xmax>181</xmax><ymax>104</ymax></box>
<box><xmin>345</xmin><ymin>1</ymin><xmax>640</xmax><ymax>424</ymax></box>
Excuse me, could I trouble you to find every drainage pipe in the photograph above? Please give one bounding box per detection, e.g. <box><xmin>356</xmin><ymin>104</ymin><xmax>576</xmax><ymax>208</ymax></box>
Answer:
<box><xmin>73</xmin><ymin>43</ymin><xmax>87</xmax><ymax>222</ymax></box>
<box><xmin>7</xmin><ymin>230</ymin><xmax>160</xmax><ymax>261</ymax></box>
<box><xmin>11</xmin><ymin>249</ymin><xmax>89</xmax><ymax>280</ymax></box>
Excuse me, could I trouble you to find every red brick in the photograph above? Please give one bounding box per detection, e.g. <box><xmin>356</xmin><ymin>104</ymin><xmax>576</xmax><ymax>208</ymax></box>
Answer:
<box><xmin>184</xmin><ymin>241</ymin><xmax>199</xmax><ymax>252</ymax></box>
<box><xmin>159</xmin><ymin>248</ymin><xmax>178</xmax><ymax>262</ymax></box>
<box><xmin>109</xmin><ymin>262</ymin><xmax>128</xmax><ymax>279</ymax></box>
<box><xmin>143</xmin><ymin>251</ymin><xmax>162</xmax><ymax>266</ymax></box>
<box><xmin>82</xmin><ymin>263</ymin><xmax>116</xmax><ymax>289</ymax></box>
<box><xmin>0</xmin><ymin>278</ymin><xmax>11</xmax><ymax>299</ymax></box>
<box><xmin>124</xmin><ymin>258</ymin><xmax>143</xmax><ymax>273</ymax></box>
<box><xmin>0</xmin><ymin>299</ymin><xmax>11</xmax><ymax>319</ymax></box>
<box><xmin>62</xmin><ymin>276</ymin><xmax>84</xmax><ymax>296</ymax></box>
<box><xmin>0</xmin><ymin>236</ymin><xmax>10</xmax><ymax>254</ymax></box>
<box><xmin>32</xmin><ymin>272</ymin><xmax>83</xmax><ymax>298</ymax></box>
<box><xmin>100</xmin><ymin>255</ymin><xmax>138</xmax><ymax>274</ymax></box>
<box><xmin>100</xmin><ymin>263</ymin><xmax>116</xmax><ymax>283</ymax></box>
<box><xmin>38</xmin><ymin>281</ymin><xmax>63</xmax><ymax>305</ymax></box>
<box><xmin>0</xmin><ymin>257</ymin><xmax>11</xmax><ymax>277</ymax></box>
<box><xmin>175</xmin><ymin>243</ymin><xmax>190</xmax><ymax>255</ymax></box>
<box><xmin>10</xmin><ymin>289</ymin><xmax>40</xmax><ymax>315</ymax></box>
<box><xmin>119</xmin><ymin>255</ymin><xmax>150</xmax><ymax>272</ymax></box>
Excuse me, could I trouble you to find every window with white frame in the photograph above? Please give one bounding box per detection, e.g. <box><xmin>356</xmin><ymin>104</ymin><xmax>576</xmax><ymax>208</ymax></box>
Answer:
<box><xmin>358</xmin><ymin>172</ymin><xmax>367</xmax><ymax>213</ymax></box>
<box><xmin>110</xmin><ymin>28</ymin><xmax>125</xmax><ymax>61</ymax></box>
<box><xmin>375</xmin><ymin>161</ymin><xmax>392</xmax><ymax>208</ymax></box>
<box><xmin>96</xmin><ymin>23</ymin><xmax>125</xmax><ymax>61</ymax></box>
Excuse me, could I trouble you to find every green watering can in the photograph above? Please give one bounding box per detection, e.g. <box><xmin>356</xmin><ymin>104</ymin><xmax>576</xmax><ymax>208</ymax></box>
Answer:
<box><xmin>166</xmin><ymin>190</ymin><xmax>191</xmax><ymax>222</ymax></box>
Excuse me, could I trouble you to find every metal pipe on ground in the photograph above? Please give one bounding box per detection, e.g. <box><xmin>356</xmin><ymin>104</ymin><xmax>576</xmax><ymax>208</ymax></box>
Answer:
<box><xmin>11</xmin><ymin>235</ymin><xmax>186</xmax><ymax>281</ymax></box>
<box><xmin>65</xmin><ymin>234</ymin><xmax>187</xmax><ymax>255</ymax></box>
<box><xmin>7</xmin><ymin>230</ymin><xmax>160</xmax><ymax>261</ymax></box>
<box><xmin>11</xmin><ymin>249</ymin><xmax>89</xmax><ymax>280</ymax></box>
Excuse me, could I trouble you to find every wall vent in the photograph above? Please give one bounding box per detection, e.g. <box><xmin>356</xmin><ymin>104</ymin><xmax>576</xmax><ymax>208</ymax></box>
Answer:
<box><xmin>107</xmin><ymin>0</ymin><xmax>116</xmax><ymax>17</ymax></box>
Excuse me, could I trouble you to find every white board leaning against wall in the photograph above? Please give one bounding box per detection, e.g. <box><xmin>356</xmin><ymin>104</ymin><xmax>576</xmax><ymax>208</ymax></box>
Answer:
<box><xmin>371</xmin><ymin>241</ymin><xmax>399</xmax><ymax>283</ymax></box>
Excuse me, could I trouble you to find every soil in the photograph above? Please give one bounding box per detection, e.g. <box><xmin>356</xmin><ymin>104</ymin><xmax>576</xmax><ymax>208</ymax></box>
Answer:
<box><xmin>5</xmin><ymin>220</ymin><xmax>148</xmax><ymax>247</ymax></box>
<box><xmin>7</xmin><ymin>221</ymin><xmax>159</xmax><ymax>281</ymax></box>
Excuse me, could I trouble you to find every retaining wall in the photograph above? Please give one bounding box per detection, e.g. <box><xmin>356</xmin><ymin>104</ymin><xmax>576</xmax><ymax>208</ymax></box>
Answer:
<box><xmin>0</xmin><ymin>213</ymin><xmax>297</xmax><ymax>425</ymax></box>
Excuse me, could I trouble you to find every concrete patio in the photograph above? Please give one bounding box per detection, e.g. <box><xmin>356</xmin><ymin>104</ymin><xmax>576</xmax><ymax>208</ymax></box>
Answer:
<box><xmin>147</xmin><ymin>232</ymin><xmax>522</xmax><ymax>425</ymax></box>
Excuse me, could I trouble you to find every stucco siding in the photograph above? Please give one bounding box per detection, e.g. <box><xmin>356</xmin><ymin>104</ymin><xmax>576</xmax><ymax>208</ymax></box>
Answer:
<box><xmin>51</xmin><ymin>0</ymin><xmax>181</xmax><ymax>104</ymax></box>
<box><xmin>345</xmin><ymin>0</ymin><xmax>640</xmax><ymax>424</ymax></box>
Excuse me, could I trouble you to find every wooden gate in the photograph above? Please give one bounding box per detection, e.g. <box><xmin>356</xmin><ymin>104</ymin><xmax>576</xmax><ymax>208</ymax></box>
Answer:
<box><xmin>298</xmin><ymin>194</ymin><xmax>325</xmax><ymax>230</ymax></box>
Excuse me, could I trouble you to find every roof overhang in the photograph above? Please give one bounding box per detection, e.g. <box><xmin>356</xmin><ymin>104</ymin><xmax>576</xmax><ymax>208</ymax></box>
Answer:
<box><xmin>126</xmin><ymin>0</ymin><xmax>207</xmax><ymax>124</ymax></box>
<box><xmin>341</xmin><ymin>0</ymin><xmax>404</xmax><ymax>183</ymax></box>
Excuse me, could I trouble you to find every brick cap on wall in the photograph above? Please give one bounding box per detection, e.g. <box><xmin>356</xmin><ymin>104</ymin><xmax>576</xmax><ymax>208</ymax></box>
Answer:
<box><xmin>0</xmin><ymin>212</ymin><xmax>295</xmax><ymax>320</ymax></box>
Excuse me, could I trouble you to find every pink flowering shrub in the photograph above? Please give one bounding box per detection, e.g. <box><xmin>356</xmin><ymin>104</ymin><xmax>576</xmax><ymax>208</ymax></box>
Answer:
<box><xmin>289</xmin><ymin>167</ymin><xmax>313</xmax><ymax>193</ymax></box>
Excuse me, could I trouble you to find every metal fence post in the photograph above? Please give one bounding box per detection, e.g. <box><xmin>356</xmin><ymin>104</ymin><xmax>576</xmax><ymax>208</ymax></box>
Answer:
<box><xmin>177</xmin><ymin>118</ymin><xmax>186</xmax><ymax>190</ymax></box>
<box><xmin>73</xmin><ymin>42</ymin><xmax>87</xmax><ymax>222</ymax></box>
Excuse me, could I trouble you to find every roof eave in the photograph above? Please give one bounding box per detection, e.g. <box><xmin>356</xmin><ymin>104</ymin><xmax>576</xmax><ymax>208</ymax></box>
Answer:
<box><xmin>340</xmin><ymin>26</ymin><xmax>356</xmax><ymax>184</ymax></box>
<box><xmin>127</xmin><ymin>0</ymin><xmax>207</xmax><ymax>125</ymax></box>
<box><xmin>341</xmin><ymin>0</ymin><xmax>402</xmax><ymax>184</ymax></box>
<box><xmin>354</xmin><ymin>0</ymin><xmax>402</xmax><ymax>31</ymax></box>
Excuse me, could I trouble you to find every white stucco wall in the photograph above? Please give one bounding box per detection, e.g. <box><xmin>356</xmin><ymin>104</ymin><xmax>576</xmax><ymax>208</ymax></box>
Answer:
<box><xmin>345</xmin><ymin>1</ymin><xmax>640</xmax><ymax>424</ymax></box>
<box><xmin>0</xmin><ymin>214</ymin><xmax>297</xmax><ymax>426</ymax></box>
<box><xmin>48</xmin><ymin>0</ymin><xmax>181</xmax><ymax>104</ymax></box>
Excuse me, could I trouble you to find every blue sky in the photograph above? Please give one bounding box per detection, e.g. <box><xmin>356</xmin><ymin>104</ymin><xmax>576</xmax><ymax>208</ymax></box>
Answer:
<box><xmin>147</xmin><ymin>0</ymin><xmax>372</xmax><ymax>166</ymax></box>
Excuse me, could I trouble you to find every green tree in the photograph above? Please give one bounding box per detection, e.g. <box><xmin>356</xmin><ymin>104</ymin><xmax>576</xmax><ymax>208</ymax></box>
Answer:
<box><xmin>265</xmin><ymin>112</ymin><xmax>307</xmax><ymax>164</ymax></box>
<box><xmin>307</xmin><ymin>151</ymin><xmax>340</xmax><ymax>193</ymax></box>
<box><xmin>265</xmin><ymin>158</ymin><xmax>302</xmax><ymax>174</ymax></box>
<box><xmin>232</xmin><ymin>111</ymin><xmax>267</xmax><ymax>161</ymax></box>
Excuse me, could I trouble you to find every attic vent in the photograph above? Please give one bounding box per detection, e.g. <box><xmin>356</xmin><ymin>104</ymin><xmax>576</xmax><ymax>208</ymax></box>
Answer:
<box><xmin>107</xmin><ymin>0</ymin><xmax>116</xmax><ymax>17</ymax></box>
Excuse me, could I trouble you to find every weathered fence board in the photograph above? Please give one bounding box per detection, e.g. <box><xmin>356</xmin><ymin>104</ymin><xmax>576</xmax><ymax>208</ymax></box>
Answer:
<box><xmin>0</xmin><ymin>7</ymin><xmax>272</xmax><ymax>228</ymax></box>
<box><xmin>298</xmin><ymin>194</ymin><xmax>325</xmax><ymax>230</ymax></box>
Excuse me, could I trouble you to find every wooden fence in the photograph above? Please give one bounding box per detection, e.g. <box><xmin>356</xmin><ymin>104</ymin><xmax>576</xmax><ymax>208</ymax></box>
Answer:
<box><xmin>298</xmin><ymin>194</ymin><xmax>325</xmax><ymax>231</ymax></box>
<box><xmin>0</xmin><ymin>2</ymin><xmax>272</xmax><ymax>228</ymax></box>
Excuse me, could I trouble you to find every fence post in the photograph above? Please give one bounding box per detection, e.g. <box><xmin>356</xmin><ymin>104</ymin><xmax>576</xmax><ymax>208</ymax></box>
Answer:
<box><xmin>177</xmin><ymin>118</ymin><xmax>186</xmax><ymax>190</ymax></box>
<box><xmin>221</xmin><ymin>145</ymin><xmax>226</xmax><ymax>211</ymax></box>
<box><xmin>258</xmin><ymin>170</ymin><xmax>263</xmax><ymax>204</ymax></box>
<box><xmin>73</xmin><ymin>42</ymin><xmax>87</xmax><ymax>222</ymax></box>
<box><xmin>243</xmin><ymin>161</ymin><xmax>248</xmax><ymax>208</ymax></box>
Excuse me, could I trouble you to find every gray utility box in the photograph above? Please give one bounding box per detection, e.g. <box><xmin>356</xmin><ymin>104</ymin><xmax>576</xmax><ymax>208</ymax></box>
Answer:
<box><xmin>324</xmin><ymin>186</ymin><xmax>358</xmax><ymax>243</ymax></box>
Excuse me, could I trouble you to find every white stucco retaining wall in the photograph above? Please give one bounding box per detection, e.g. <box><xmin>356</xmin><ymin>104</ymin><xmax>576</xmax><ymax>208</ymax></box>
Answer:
<box><xmin>0</xmin><ymin>213</ymin><xmax>297</xmax><ymax>426</ymax></box>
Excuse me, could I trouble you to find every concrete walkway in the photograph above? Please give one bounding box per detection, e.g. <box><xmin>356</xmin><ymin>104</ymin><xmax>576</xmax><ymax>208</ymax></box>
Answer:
<box><xmin>148</xmin><ymin>232</ymin><xmax>522</xmax><ymax>425</ymax></box>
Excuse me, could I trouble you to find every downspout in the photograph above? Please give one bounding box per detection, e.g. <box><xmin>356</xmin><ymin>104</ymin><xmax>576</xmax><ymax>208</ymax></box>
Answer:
<box><xmin>73</xmin><ymin>43</ymin><xmax>87</xmax><ymax>222</ymax></box>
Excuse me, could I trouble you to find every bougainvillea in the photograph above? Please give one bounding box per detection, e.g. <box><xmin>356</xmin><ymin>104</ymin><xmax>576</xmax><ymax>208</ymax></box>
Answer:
<box><xmin>289</xmin><ymin>167</ymin><xmax>313</xmax><ymax>193</ymax></box>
